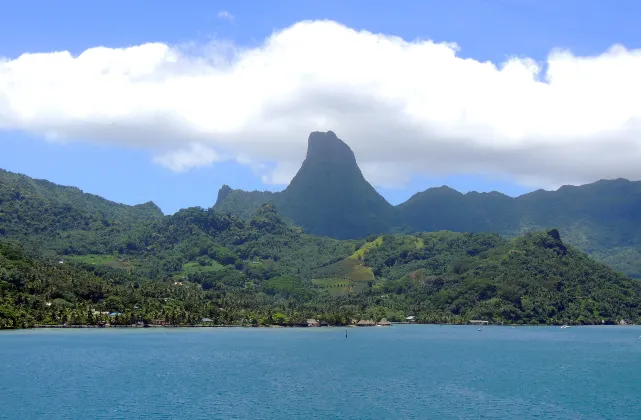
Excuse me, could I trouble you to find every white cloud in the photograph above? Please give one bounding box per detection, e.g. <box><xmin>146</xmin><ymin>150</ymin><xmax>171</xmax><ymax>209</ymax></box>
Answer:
<box><xmin>1</xmin><ymin>20</ymin><xmax>641</xmax><ymax>189</ymax></box>
<box><xmin>153</xmin><ymin>143</ymin><xmax>221</xmax><ymax>172</ymax></box>
<box><xmin>217</xmin><ymin>10</ymin><xmax>234</xmax><ymax>21</ymax></box>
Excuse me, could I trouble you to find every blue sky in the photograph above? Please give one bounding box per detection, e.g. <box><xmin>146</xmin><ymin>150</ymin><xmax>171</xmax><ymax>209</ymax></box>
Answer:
<box><xmin>1</xmin><ymin>0</ymin><xmax>640</xmax><ymax>214</ymax></box>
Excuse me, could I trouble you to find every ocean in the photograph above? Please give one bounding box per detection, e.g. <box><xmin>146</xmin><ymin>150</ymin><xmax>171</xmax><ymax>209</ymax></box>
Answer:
<box><xmin>1</xmin><ymin>325</ymin><xmax>640</xmax><ymax>419</ymax></box>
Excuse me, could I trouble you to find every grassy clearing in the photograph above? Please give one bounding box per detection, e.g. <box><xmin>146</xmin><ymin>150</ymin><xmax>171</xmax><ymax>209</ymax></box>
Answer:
<box><xmin>311</xmin><ymin>258</ymin><xmax>374</xmax><ymax>281</ymax></box>
<box><xmin>65</xmin><ymin>254</ymin><xmax>133</xmax><ymax>269</ymax></box>
<box><xmin>348</xmin><ymin>236</ymin><xmax>383</xmax><ymax>260</ymax></box>
<box><xmin>176</xmin><ymin>261</ymin><xmax>224</xmax><ymax>277</ymax></box>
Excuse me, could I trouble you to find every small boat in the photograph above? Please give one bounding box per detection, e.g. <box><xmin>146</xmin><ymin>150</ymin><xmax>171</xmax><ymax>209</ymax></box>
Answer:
<box><xmin>561</xmin><ymin>324</ymin><xmax>570</xmax><ymax>329</ymax></box>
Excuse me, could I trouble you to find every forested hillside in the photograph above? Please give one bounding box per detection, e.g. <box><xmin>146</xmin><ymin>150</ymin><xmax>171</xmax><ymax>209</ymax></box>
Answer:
<box><xmin>3</xmin><ymin>197</ymin><xmax>641</xmax><ymax>328</ymax></box>
<box><xmin>0</xmin><ymin>168</ymin><xmax>162</xmax><ymax>248</ymax></box>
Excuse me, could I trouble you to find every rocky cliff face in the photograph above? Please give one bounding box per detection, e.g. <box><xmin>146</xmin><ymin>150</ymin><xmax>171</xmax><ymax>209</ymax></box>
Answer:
<box><xmin>278</xmin><ymin>131</ymin><xmax>394</xmax><ymax>239</ymax></box>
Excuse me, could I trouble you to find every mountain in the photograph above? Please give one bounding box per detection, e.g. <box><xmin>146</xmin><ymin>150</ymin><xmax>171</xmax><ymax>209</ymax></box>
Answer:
<box><xmin>3</xmin><ymin>139</ymin><xmax>641</xmax><ymax>329</ymax></box>
<box><xmin>397</xmin><ymin>187</ymin><xmax>517</xmax><ymax>233</ymax></box>
<box><xmin>0</xmin><ymin>168</ymin><xmax>164</xmax><ymax>256</ymax></box>
<box><xmin>278</xmin><ymin>131</ymin><xmax>395</xmax><ymax>238</ymax></box>
<box><xmin>0</xmin><ymin>168</ymin><xmax>163</xmax><ymax>235</ymax></box>
<box><xmin>215</xmin><ymin>185</ymin><xmax>276</xmax><ymax>220</ymax></box>
<box><xmin>398</xmin><ymin>178</ymin><xmax>641</xmax><ymax>278</ymax></box>
<box><xmin>215</xmin><ymin>131</ymin><xmax>394</xmax><ymax>239</ymax></box>
<box><xmin>215</xmin><ymin>132</ymin><xmax>641</xmax><ymax>278</ymax></box>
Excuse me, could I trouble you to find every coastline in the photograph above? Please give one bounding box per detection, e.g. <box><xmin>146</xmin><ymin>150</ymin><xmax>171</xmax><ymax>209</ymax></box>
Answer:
<box><xmin>28</xmin><ymin>324</ymin><xmax>362</xmax><ymax>329</ymax></box>
<box><xmin>16</xmin><ymin>322</ymin><xmax>637</xmax><ymax>330</ymax></box>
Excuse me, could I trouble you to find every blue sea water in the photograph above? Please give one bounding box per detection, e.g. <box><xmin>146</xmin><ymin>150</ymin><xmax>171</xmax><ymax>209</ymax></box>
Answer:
<box><xmin>1</xmin><ymin>325</ymin><xmax>640</xmax><ymax>419</ymax></box>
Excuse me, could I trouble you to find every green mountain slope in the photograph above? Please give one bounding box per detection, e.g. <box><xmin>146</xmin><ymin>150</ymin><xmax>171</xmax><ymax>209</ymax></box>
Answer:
<box><xmin>214</xmin><ymin>132</ymin><xmax>641</xmax><ymax>278</ymax></box>
<box><xmin>0</xmin><ymin>169</ymin><xmax>163</xmax><ymax>234</ymax></box>
<box><xmin>357</xmin><ymin>229</ymin><xmax>641</xmax><ymax>324</ymax></box>
<box><xmin>215</xmin><ymin>185</ymin><xmax>276</xmax><ymax>220</ymax></box>
<box><xmin>399</xmin><ymin>178</ymin><xmax>641</xmax><ymax>278</ymax></box>
<box><xmin>0</xmin><ymin>168</ymin><xmax>163</xmax><ymax>254</ymax></box>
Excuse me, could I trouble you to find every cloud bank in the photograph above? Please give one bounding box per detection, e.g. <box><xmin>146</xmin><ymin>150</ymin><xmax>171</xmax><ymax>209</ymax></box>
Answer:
<box><xmin>1</xmin><ymin>20</ymin><xmax>641</xmax><ymax>189</ymax></box>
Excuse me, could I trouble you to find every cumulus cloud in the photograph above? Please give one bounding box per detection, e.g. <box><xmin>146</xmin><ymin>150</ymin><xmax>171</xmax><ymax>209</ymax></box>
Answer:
<box><xmin>153</xmin><ymin>143</ymin><xmax>221</xmax><ymax>172</ymax></box>
<box><xmin>1</xmin><ymin>20</ymin><xmax>641</xmax><ymax>189</ymax></box>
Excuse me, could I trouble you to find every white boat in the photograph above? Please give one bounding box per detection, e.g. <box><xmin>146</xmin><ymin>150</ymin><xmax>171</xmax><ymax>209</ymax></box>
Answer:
<box><xmin>560</xmin><ymin>324</ymin><xmax>570</xmax><ymax>329</ymax></box>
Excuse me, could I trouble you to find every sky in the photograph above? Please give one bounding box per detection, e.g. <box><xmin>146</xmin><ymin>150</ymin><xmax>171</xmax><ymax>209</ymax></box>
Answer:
<box><xmin>1</xmin><ymin>0</ymin><xmax>641</xmax><ymax>214</ymax></box>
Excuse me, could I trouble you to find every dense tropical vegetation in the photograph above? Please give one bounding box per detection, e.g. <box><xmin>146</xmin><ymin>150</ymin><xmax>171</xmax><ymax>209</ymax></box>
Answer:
<box><xmin>2</xmin><ymin>164</ymin><xmax>641</xmax><ymax>329</ymax></box>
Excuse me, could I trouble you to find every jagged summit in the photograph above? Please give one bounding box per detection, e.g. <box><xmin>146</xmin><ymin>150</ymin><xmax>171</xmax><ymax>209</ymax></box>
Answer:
<box><xmin>214</xmin><ymin>130</ymin><xmax>394</xmax><ymax>239</ymax></box>
<box><xmin>305</xmin><ymin>131</ymin><xmax>357</xmax><ymax>166</ymax></box>
<box><xmin>286</xmin><ymin>131</ymin><xmax>364</xmax><ymax>193</ymax></box>
<box><xmin>280</xmin><ymin>130</ymin><xmax>393</xmax><ymax>238</ymax></box>
<box><xmin>216</xmin><ymin>184</ymin><xmax>233</xmax><ymax>204</ymax></box>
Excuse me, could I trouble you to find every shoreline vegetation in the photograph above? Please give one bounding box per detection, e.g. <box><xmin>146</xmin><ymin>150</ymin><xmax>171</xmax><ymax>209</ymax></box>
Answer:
<box><xmin>22</xmin><ymin>322</ymin><xmax>639</xmax><ymax>330</ymax></box>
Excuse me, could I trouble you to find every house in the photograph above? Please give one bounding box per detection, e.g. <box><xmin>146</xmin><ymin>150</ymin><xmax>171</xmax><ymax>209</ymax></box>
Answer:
<box><xmin>357</xmin><ymin>320</ymin><xmax>376</xmax><ymax>327</ymax></box>
<box><xmin>201</xmin><ymin>318</ymin><xmax>213</xmax><ymax>323</ymax></box>
<box><xmin>377</xmin><ymin>318</ymin><xmax>392</xmax><ymax>327</ymax></box>
<box><xmin>152</xmin><ymin>319</ymin><xmax>170</xmax><ymax>326</ymax></box>
<box><xmin>92</xmin><ymin>310</ymin><xmax>109</xmax><ymax>316</ymax></box>
<box><xmin>307</xmin><ymin>319</ymin><xmax>320</xmax><ymax>327</ymax></box>
<box><xmin>405</xmin><ymin>316</ymin><xmax>416</xmax><ymax>323</ymax></box>
<box><xmin>108</xmin><ymin>312</ymin><xmax>122</xmax><ymax>317</ymax></box>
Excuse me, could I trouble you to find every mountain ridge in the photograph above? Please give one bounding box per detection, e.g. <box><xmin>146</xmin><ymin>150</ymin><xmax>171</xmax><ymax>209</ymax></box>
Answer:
<box><xmin>216</xmin><ymin>172</ymin><xmax>641</xmax><ymax>211</ymax></box>
<box><xmin>0</xmin><ymin>168</ymin><xmax>164</xmax><ymax>251</ymax></box>
<box><xmin>0</xmin><ymin>168</ymin><xmax>163</xmax><ymax>217</ymax></box>
<box><xmin>1</xmin><ymin>132</ymin><xmax>640</xmax><ymax>278</ymax></box>
<box><xmin>214</xmin><ymin>131</ymin><xmax>641</xmax><ymax>278</ymax></box>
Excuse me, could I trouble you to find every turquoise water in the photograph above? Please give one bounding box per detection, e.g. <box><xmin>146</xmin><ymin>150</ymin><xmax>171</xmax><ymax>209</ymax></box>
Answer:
<box><xmin>1</xmin><ymin>325</ymin><xmax>640</xmax><ymax>419</ymax></box>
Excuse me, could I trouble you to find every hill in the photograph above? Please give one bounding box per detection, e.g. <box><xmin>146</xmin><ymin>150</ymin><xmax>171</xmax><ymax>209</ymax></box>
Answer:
<box><xmin>3</xmin><ymin>197</ymin><xmax>641</xmax><ymax>328</ymax></box>
<box><xmin>0</xmin><ymin>168</ymin><xmax>164</xmax><ymax>255</ymax></box>
<box><xmin>214</xmin><ymin>132</ymin><xmax>641</xmax><ymax>278</ymax></box>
